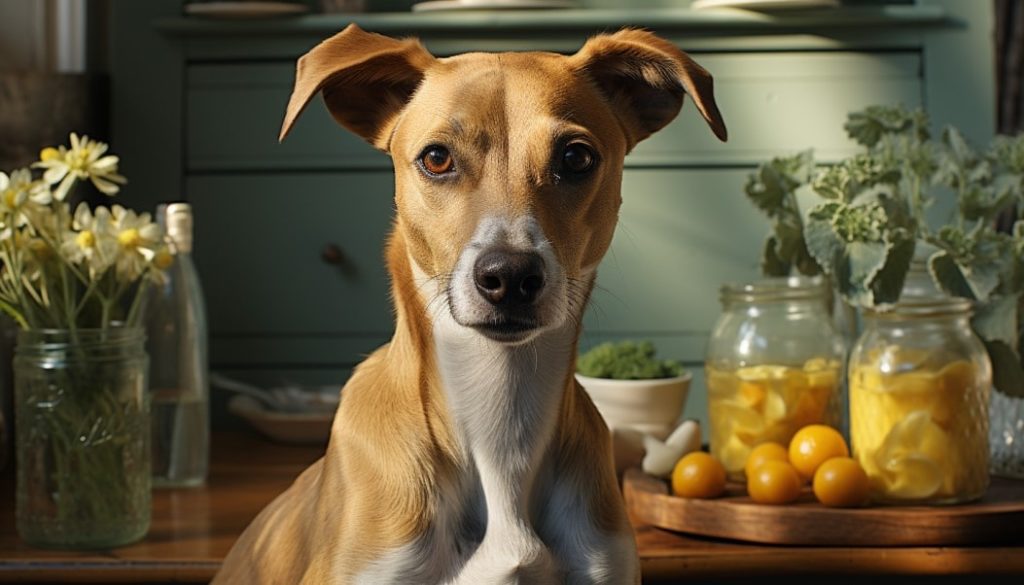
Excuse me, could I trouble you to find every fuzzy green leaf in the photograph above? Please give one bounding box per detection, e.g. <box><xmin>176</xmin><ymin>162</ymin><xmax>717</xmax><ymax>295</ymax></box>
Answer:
<box><xmin>985</xmin><ymin>339</ymin><xmax>1024</xmax><ymax>398</ymax></box>
<box><xmin>871</xmin><ymin>236</ymin><xmax>915</xmax><ymax>306</ymax></box>
<box><xmin>804</xmin><ymin>202</ymin><xmax>844</xmax><ymax>273</ymax></box>
<box><xmin>943</xmin><ymin>126</ymin><xmax>977</xmax><ymax>166</ymax></box>
<box><xmin>928</xmin><ymin>227</ymin><xmax>1010</xmax><ymax>302</ymax></box>
<box><xmin>745</xmin><ymin>150</ymin><xmax>814</xmax><ymax>217</ymax></box>
<box><xmin>744</xmin><ymin>168</ymin><xmax>788</xmax><ymax>217</ymax></box>
<box><xmin>959</xmin><ymin>184</ymin><xmax>1014</xmax><ymax>222</ymax></box>
<box><xmin>836</xmin><ymin>240</ymin><xmax>890</xmax><ymax>306</ymax></box>
<box><xmin>810</xmin><ymin>165</ymin><xmax>849</xmax><ymax>201</ymax></box>
<box><xmin>844</xmin><ymin>105</ymin><xmax>929</xmax><ymax>147</ymax></box>
<box><xmin>989</xmin><ymin>133</ymin><xmax>1024</xmax><ymax>174</ymax></box>
<box><xmin>972</xmin><ymin>294</ymin><xmax>1020</xmax><ymax>351</ymax></box>
<box><xmin>927</xmin><ymin>250</ymin><xmax>975</xmax><ymax>299</ymax></box>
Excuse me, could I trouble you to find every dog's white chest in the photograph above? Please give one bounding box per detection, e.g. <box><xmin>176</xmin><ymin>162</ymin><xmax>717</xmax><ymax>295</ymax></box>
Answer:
<box><xmin>435</xmin><ymin>317</ymin><xmax>570</xmax><ymax>583</ymax></box>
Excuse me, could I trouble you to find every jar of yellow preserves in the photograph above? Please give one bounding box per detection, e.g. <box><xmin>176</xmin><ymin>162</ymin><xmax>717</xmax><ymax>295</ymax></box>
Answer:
<box><xmin>706</xmin><ymin>277</ymin><xmax>846</xmax><ymax>480</ymax></box>
<box><xmin>849</xmin><ymin>297</ymin><xmax>991</xmax><ymax>504</ymax></box>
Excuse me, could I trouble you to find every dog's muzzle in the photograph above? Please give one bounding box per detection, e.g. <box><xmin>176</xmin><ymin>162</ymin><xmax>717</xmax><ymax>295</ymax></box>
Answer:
<box><xmin>470</xmin><ymin>247</ymin><xmax>545</xmax><ymax>341</ymax></box>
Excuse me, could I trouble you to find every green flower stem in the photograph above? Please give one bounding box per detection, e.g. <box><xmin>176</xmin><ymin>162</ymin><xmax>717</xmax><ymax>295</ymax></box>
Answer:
<box><xmin>72</xmin><ymin>278</ymin><xmax>99</xmax><ymax>319</ymax></box>
<box><xmin>25</xmin><ymin>223</ymin><xmax>90</xmax><ymax>287</ymax></box>
<box><xmin>23</xmin><ymin>344</ymin><xmax>145</xmax><ymax>540</ymax></box>
<box><xmin>125</xmin><ymin>284</ymin><xmax>145</xmax><ymax>326</ymax></box>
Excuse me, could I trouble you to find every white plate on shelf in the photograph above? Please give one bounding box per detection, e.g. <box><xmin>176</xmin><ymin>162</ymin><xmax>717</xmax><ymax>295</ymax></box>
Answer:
<box><xmin>229</xmin><ymin>395</ymin><xmax>336</xmax><ymax>444</ymax></box>
<box><xmin>691</xmin><ymin>0</ymin><xmax>839</xmax><ymax>10</ymax></box>
<box><xmin>413</xmin><ymin>0</ymin><xmax>577</xmax><ymax>12</ymax></box>
<box><xmin>185</xmin><ymin>2</ymin><xmax>309</xmax><ymax>19</ymax></box>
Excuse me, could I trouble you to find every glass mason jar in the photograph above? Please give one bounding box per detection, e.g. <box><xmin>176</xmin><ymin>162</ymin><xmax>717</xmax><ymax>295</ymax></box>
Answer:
<box><xmin>706</xmin><ymin>277</ymin><xmax>846</xmax><ymax>480</ymax></box>
<box><xmin>13</xmin><ymin>328</ymin><xmax>151</xmax><ymax>549</ymax></box>
<box><xmin>849</xmin><ymin>298</ymin><xmax>991</xmax><ymax>504</ymax></box>
<box><xmin>989</xmin><ymin>390</ymin><xmax>1024</xmax><ymax>479</ymax></box>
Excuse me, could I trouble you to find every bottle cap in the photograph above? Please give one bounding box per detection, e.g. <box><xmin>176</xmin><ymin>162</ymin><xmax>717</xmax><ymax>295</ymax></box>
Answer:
<box><xmin>160</xmin><ymin>202</ymin><xmax>193</xmax><ymax>253</ymax></box>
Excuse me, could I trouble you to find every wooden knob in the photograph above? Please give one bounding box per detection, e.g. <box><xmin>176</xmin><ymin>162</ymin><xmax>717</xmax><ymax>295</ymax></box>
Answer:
<box><xmin>321</xmin><ymin>243</ymin><xmax>346</xmax><ymax>266</ymax></box>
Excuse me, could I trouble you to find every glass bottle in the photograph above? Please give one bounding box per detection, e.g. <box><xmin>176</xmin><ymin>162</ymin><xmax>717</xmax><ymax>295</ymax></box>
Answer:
<box><xmin>706</xmin><ymin>276</ymin><xmax>846</xmax><ymax>480</ymax></box>
<box><xmin>146</xmin><ymin>203</ymin><xmax>209</xmax><ymax>487</ymax></box>
<box><xmin>848</xmin><ymin>297</ymin><xmax>991</xmax><ymax>504</ymax></box>
<box><xmin>14</xmin><ymin>327</ymin><xmax>150</xmax><ymax>549</ymax></box>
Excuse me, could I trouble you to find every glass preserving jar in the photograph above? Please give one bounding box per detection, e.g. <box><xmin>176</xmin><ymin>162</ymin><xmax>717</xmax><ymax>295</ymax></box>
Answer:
<box><xmin>14</xmin><ymin>328</ymin><xmax>151</xmax><ymax>549</ymax></box>
<box><xmin>849</xmin><ymin>298</ymin><xmax>991</xmax><ymax>504</ymax></box>
<box><xmin>706</xmin><ymin>277</ymin><xmax>846</xmax><ymax>480</ymax></box>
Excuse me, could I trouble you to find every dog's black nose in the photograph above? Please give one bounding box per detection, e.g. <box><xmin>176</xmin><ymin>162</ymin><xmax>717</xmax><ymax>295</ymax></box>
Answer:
<box><xmin>473</xmin><ymin>249</ymin><xmax>545</xmax><ymax>306</ymax></box>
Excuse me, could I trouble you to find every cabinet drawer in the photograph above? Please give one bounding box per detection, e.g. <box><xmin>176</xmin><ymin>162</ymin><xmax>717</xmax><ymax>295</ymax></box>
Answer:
<box><xmin>632</xmin><ymin>51</ymin><xmax>922</xmax><ymax>165</ymax></box>
<box><xmin>186</xmin><ymin>51</ymin><xmax>920</xmax><ymax>170</ymax></box>
<box><xmin>188</xmin><ymin>172</ymin><xmax>395</xmax><ymax>336</ymax></box>
<box><xmin>585</xmin><ymin>168</ymin><xmax>765</xmax><ymax>339</ymax></box>
<box><xmin>186</xmin><ymin>64</ymin><xmax>389</xmax><ymax>171</ymax></box>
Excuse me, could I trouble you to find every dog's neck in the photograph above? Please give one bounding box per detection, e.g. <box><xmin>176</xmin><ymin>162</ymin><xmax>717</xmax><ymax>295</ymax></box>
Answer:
<box><xmin>409</xmin><ymin>253</ymin><xmax>578</xmax><ymax>530</ymax></box>
<box><xmin>435</xmin><ymin>315</ymin><xmax>574</xmax><ymax>519</ymax></box>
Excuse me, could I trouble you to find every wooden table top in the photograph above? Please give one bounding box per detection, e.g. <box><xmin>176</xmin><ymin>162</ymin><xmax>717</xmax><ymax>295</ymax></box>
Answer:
<box><xmin>1</xmin><ymin>431</ymin><xmax>1022</xmax><ymax>583</ymax></box>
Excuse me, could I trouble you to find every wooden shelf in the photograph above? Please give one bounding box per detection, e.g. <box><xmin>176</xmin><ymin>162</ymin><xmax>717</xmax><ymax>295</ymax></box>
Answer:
<box><xmin>156</xmin><ymin>5</ymin><xmax>948</xmax><ymax>37</ymax></box>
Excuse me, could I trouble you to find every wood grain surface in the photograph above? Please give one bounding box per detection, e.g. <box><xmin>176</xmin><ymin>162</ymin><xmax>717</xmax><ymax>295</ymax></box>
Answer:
<box><xmin>625</xmin><ymin>468</ymin><xmax>1024</xmax><ymax>547</ymax></box>
<box><xmin>0</xmin><ymin>432</ymin><xmax>324</xmax><ymax>583</ymax></box>
<box><xmin>1</xmin><ymin>435</ymin><xmax>1022</xmax><ymax>583</ymax></box>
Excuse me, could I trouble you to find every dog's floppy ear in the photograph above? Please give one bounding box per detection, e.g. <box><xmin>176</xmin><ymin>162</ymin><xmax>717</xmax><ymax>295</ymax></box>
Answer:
<box><xmin>279</xmin><ymin>24</ymin><xmax>435</xmax><ymax>150</ymax></box>
<box><xmin>571</xmin><ymin>28</ymin><xmax>727</xmax><ymax>148</ymax></box>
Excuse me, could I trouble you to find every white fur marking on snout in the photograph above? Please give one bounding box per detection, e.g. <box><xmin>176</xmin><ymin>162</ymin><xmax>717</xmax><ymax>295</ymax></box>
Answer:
<box><xmin>447</xmin><ymin>215</ymin><xmax>568</xmax><ymax>343</ymax></box>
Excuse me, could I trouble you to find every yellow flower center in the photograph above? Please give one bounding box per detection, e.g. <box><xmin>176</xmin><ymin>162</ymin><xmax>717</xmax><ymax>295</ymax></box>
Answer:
<box><xmin>39</xmin><ymin>147</ymin><xmax>60</xmax><ymax>162</ymax></box>
<box><xmin>2</xmin><ymin>190</ymin><xmax>16</xmax><ymax>208</ymax></box>
<box><xmin>69</xmin><ymin>146</ymin><xmax>93</xmax><ymax>172</ymax></box>
<box><xmin>76</xmin><ymin>230</ymin><xmax>96</xmax><ymax>249</ymax></box>
<box><xmin>118</xmin><ymin>228</ymin><xmax>141</xmax><ymax>248</ymax></box>
<box><xmin>153</xmin><ymin>250</ymin><xmax>174</xmax><ymax>270</ymax></box>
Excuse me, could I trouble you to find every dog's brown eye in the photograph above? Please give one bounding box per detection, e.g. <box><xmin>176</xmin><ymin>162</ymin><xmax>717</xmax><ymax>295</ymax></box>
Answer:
<box><xmin>420</xmin><ymin>146</ymin><xmax>454</xmax><ymax>175</ymax></box>
<box><xmin>562</xmin><ymin>143</ymin><xmax>595</xmax><ymax>174</ymax></box>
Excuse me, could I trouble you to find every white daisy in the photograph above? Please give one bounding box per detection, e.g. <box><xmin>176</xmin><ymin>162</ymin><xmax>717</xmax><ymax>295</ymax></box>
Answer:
<box><xmin>0</xmin><ymin>168</ymin><xmax>52</xmax><ymax>227</ymax></box>
<box><xmin>110</xmin><ymin>205</ymin><xmax>162</xmax><ymax>282</ymax></box>
<box><xmin>61</xmin><ymin>204</ymin><xmax>117</xmax><ymax>276</ymax></box>
<box><xmin>34</xmin><ymin>134</ymin><xmax>126</xmax><ymax>200</ymax></box>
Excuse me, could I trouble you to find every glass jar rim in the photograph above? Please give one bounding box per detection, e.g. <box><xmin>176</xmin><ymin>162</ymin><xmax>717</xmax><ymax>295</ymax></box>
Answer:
<box><xmin>720</xmin><ymin>276</ymin><xmax>829</xmax><ymax>304</ymax></box>
<box><xmin>862</xmin><ymin>296</ymin><xmax>973</xmax><ymax>319</ymax></box>
<box><xmin>15</xmin><ymin>326</ymin><xmax>145</xmax><ymax>352</ymax></box>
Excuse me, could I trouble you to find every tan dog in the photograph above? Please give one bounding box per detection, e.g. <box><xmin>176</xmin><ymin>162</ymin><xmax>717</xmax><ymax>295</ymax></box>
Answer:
<box><xmin>214</xmin><ymin>25</ymin><xmax>725</xmax><ymax>584</ymax></box>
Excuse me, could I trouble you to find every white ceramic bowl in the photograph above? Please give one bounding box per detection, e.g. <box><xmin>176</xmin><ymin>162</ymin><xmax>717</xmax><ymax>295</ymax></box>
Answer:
<box><xmin>576</xmin><ymin>372</ymin><xmax>692</xmax><ymax>472</ymax></box>
<box><xmin>576</xmin><ymin>372</ymin><xmax>691</xmax><ymax>435</ymax></box>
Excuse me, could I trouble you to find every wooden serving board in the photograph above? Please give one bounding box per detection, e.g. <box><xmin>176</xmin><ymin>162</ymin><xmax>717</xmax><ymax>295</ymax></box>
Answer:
<box><xmin>623</xmin><ymin>468</ymin><xmax>1024</xmax><ymax>546</ymax></box>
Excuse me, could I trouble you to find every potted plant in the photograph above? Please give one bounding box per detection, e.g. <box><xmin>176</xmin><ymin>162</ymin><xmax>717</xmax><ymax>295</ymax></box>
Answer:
<box><xmin>575</xmin><ymin>340</ymin><xmax>691</xmax><ymax>439</ymax></box>
<box><xmin>743</xmin><ymin>104</ymin><xmax>1024</xmax><ymax>478</ymax></box>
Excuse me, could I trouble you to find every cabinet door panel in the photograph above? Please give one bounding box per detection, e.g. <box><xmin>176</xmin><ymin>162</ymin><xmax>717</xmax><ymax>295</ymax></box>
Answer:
<box><xmin>188</xmin><ymin>172</ymin><xmax>396</xmax><ymax>336</ymax></box>
<box><xmin>584</xmin><ymin>168</ymin><xmax>766</xmax><ymax>343</ymax></box>
<box><xmin>187</xmin><ymin>52</ymin><xmax>920</xmax><ymax>171</ymax></box>
<box><xmin>186</xmin><ymin>64</ymin><xmax>389</xmax><ymax>171</ymax></box>
<box><xmin>631</xmin><ymin>52</ymin><xmax>922</xmax><ymax>165</ymax></box>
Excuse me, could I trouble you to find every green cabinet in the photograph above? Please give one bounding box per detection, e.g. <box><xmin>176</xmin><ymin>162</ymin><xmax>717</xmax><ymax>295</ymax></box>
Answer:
<box><xmin>187</xmin><ymin>173</ymin><xmax>395</xmax><ymax>335</ymax></box>
<box><xmin>186</xmin><ymin>64</ymin><xmax>387</xmax><ymax>171</ymax></box>
<box><xmin>111</xmin><ymin>0</ymin><xmax>995</xmax><ymax>425</ymax></box>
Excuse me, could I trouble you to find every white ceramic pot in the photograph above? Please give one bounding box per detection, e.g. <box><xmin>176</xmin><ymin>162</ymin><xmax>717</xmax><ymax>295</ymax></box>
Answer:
<box><xmin>576</xmin><ymin>372</ymin><xmax>692</xmax><ymax>473</ymax></box>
